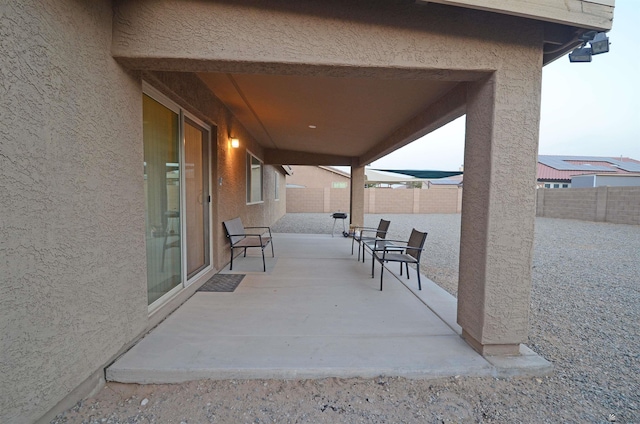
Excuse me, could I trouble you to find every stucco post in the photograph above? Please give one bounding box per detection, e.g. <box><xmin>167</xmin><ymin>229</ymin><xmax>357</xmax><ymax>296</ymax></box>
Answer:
<box><xmin>350</xmin><ymin>165</ymin><xmax>365</xmax><ymax>227</ymax></box>
<box><xmin>458</xmin><ymin>70</ymin><xmax>541</xmax><ymax>356</ymax></box>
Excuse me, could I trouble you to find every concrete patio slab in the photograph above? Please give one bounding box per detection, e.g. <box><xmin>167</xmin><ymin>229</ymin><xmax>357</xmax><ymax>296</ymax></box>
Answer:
<box><xmin>107</xmin><ymin>233</ymin><xmax>550</xmax><ymax>384</ymax></box>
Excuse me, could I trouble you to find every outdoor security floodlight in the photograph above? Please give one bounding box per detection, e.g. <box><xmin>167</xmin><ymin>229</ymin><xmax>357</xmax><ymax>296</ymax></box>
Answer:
<box><xmin>569</xmin><ymin>47</ymin><xmax>592</xmax><ymax>63</ymax></box>
<box><xmin>569</xmin><ymin>31</ymin><xmax>609</xmax><ymax>63</ymax></box>
<box><xmin>590</xmin><ymin>32</ymin><xmax>610</xmax><ymax>55</ymax></box>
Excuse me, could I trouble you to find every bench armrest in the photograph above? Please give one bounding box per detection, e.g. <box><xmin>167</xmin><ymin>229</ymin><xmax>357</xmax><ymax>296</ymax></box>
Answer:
<box><xmin>244</xmin><ymin>226</ymin><xmax>272</xmax><ymax>237</ymax></box>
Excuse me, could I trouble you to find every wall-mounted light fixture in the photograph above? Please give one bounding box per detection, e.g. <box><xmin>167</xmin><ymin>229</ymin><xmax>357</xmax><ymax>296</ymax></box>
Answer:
<box><xmin>230</xmin><ymin>137</ymin><xmax>240</xmax><ymax>148</ymax></box>
<box><xmin>569</xmin><ymin>31</ymin><xmax>610</xmax><ymax>63</ymax></box>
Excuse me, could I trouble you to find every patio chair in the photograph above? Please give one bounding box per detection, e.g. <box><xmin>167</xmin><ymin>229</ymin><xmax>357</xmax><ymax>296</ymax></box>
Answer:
<box><xmin>351</xmin><ymin>219</ymin><xmax>390</xmax><ymax>262</ymax></box>
<box><xmin>374</xmin><ymin>229</ymin><xmax>428</xmax><ymax>291</ymax></box>
<box><xmin>223</xmin><ymin>217</ymin><xmax>274</xmax><ymax>272</ymax></box>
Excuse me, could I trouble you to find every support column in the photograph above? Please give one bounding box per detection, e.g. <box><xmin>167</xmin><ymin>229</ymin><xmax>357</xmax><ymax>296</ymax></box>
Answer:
<box><xmin>350</xmin><ymin>165</ymin><xmax>365</xmax><ymax>227</ymax></box>
<box><xmin>458</xmin><ymin>69</ymin><xmax>541</xmax><ymax>356</ymax></box>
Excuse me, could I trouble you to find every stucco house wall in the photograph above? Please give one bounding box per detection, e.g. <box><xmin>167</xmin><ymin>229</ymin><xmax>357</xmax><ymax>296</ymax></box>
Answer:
<box><xmin>0</xmin><ymin>2</ymin><xmax>287</xmax><ymax>423</ymax></box>
<box><xmin>1</xmin><ymin>2</ymin><xmax>148</xmax><ymax>423</ymax></box>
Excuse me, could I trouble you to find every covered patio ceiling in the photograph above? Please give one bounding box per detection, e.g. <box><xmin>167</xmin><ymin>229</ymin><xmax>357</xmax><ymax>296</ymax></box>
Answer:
<box><xmin>198</xmin><ymin>72</ymin><xmax>465</xmax><ymax>167</ymax></box>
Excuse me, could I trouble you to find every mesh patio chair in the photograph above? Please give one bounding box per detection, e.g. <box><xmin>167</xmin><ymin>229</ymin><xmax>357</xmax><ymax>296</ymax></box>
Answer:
<box><xmin>374</xmin><ymin>229</ymin><xmax>428</xmax><ymax>291</ymax></box>
<box><xmin>351</xmin><ymin>219</ymin><xmax>390</xmax><ymax>262</ymax></box>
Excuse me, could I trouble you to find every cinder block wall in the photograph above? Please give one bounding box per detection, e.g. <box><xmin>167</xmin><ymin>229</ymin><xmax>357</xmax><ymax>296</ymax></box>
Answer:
<box><xmin>371</xmin><ymin>189</ymin><xmax>414</xmax><ymax>213</ymax></box>
<box><xmin>287</xmin><ymin>188</ymin><xmax>326</xmax><ymax>212</ymax></box>
<box><xmin>537</xmin><ymin>188</ymin><xmax>598</xmax><ymax>221</ymax></box>
<box><xmin>287</xmin><ymin>187</ymin><xmax>461</xmax><ymax>214</ymax></box>
<box><xmin>605</xmin><ymin>187</ymin><xmax>640</xmax><ymax>225</ymax></box>
<box><xmin>419</xmin><ymin>189</ymin><xmax>461</xmax><ymax>213</ymax></box>
<box><xmin>536</xmin><ymin>187</ymin><xmax>640</xmax><ymax>225</ymax></box>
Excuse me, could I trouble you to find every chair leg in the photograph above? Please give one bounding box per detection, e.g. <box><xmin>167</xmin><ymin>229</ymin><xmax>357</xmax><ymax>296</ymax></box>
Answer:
<box><xmin>379</xmin><ymin>263</ymin><xmax>384</xmax><ymax>291</ymax></box>
<box><xmin>261</xmin><ymin>247</ymin><xmax>266</xmax><ymax>272</ymax></box>
<box><xmin>406</xmin><ymin>263</ymin><xmax>410</xmax><ymax>280</ymax></box>
<box><xmin>270</xmin><ymin>240</ymin><xmax>274</xmax><ymax>257</ymax></box>
<box><xmin>400</xmin><ymin>262</ymin><xmax>403</xmax><ymax>276</ymax></box>
<box><xmin>371</xmin><ymin>253</ymin><xmax>375</xmax><ymax>278</ymax></box>
<box><xmin>244</xmin><ymin>248</ymin><xmax>247</xmax><ymax>257</ymax></box>
<box><xmin>351</xmin><ymin>237</ymin><xmax>355</xmax><ymax>255</ymax></box>
<box><xmin>417</xmin><ymin>264</ymin><xmax>421</xmax><ymax>290</ymax></box>
<box><xmin>230</xmin><ymin>247</ymin><xmax>234</xmax><ymax>270</ymax></box>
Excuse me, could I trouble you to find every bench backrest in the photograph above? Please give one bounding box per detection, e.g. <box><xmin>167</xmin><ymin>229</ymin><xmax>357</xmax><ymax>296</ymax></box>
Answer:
<box><xmin>223</xmin><ymin>217</ymin><xmax>245</xmax><ymax>245</ymax></box>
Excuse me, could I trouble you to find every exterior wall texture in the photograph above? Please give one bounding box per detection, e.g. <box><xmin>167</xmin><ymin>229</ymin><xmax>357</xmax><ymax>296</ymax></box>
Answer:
<box><xmin>1</xmin><ymin>1</ymin><xmax>148</xmax><ymax>423</ymax></box>
<box><xmin>1</xmin><ymin>5</ymin><xmax>288</xmax><ymax>423</ymax></box>
<box><xmin>537</xmin><ymin>187</ymin><xmax>640</xmax><ymax>225</ymax></box>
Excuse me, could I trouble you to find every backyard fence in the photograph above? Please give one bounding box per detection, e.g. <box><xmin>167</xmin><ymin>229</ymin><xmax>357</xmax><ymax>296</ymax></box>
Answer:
<box><xmin>286</xmin><ymin>187</ymin><xmax>463</xmax><ymax>214</ymax></box>
<box><xmin>288</xmin><ymin>186</ymin><xmax>640</xmax><ymax>225</ymax></box>
<box><xmin>536</xmin><ymin>186</ymin><xmax>640</xmax><ymax>225</ymax></box>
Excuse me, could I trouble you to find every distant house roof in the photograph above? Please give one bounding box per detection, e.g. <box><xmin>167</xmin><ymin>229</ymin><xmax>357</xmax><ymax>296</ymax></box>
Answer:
<box><xmin>318</xmin><ymin>166</ymin><xmax>350</xmax><ymax>178</ymax></box>
<box><xmin>429</xmin><ymin>178</ymin><xmax>463</xmax><ymax>186</ymax></box>
<box><xmin>537</xmin><ymin>155</ymin><xmax>640</xmax><ymax>182</ymax></box>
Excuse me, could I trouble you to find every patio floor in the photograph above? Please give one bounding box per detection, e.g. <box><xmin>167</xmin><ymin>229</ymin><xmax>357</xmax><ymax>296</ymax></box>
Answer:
<box><xmin>107</xmin><ymin>233</ymin><xmax>550</xmax><ymax>383</ymax></box>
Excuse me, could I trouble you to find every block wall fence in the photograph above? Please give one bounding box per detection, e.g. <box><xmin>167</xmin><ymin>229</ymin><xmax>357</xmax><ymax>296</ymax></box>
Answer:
<box><xmin>288</xmin><ymin>186</ymin><xmax>639</xmax><ymax>226</ymax></box>
<box><xmin>286</xmin><ymin>187</ymin><xmax>463</xmax><ymax>214</ymax></box>
<box><xmin>536</xmin><ymin>186</ymin><xmax>640</xmax><ymax>225</ymax></box>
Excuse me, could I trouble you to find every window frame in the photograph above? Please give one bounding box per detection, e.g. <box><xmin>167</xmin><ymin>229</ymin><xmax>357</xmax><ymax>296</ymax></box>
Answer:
<box><xmin>246</xmin><ymin>151</ymin><xmax>264</xmax><ymax>204</ymax></box>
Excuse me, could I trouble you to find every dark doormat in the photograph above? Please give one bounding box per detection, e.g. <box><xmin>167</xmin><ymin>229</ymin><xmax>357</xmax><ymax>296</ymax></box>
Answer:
<box><xmin>197</xmin><ymin>274</ymin><xmax>246</xmax><ymax>292</ymax></box>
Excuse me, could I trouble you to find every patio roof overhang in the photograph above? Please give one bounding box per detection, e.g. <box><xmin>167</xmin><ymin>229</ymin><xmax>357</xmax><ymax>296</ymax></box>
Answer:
<box><xmin>114</xmin><ymin>0</ymin><xmax>611</xmax><ymax>169</ymax></box>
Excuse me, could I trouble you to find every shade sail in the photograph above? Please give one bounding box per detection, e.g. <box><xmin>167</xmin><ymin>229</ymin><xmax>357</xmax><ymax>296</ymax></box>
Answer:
<box><xmin>373</xmin><ymin>169</ymin><xmax>463</xmax><ymax>179</ymax></box>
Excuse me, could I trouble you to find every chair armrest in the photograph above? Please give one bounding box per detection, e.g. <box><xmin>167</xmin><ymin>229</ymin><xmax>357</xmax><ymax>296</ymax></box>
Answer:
<box><xmin>379</xmin><ymin>239</ymin><xmax>409</xmax><ymax>245</ymax></box>
<box><xmin>245</xmin><ymin>226</ymin><xmax>272</xmax><ymax>237</ymax></box>
<box><xmin>359</xmin><ymin>228</ymin><xmax>387</xmax><ymax>235</ymax></box>
<box><xmin>226</xmin><ymin>232</ymin><xmax>264</xmax><ymax>238</ymax></box>
<box><xmin>402</xmin><ymin>246</ymin><xmax>423</xmax><ymax>251</ymax></box>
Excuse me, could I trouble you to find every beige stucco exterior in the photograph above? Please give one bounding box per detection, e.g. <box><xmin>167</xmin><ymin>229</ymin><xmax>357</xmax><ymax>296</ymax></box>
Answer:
<box><xmin>1</xmin><ymin>0</ymin><xmax>614</xmax><ymax>422</ymax></box>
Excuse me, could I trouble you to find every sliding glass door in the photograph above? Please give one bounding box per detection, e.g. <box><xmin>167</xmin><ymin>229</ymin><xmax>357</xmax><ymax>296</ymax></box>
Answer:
<box><xmin>143</xmin><ymin>87</ymin><xmax>214</xmax><ymax>307</ymax></box>
<box><xmin>143</xmin><ymin>94</ymin><xmax>181</xmax><ymax>305</ymax></box>
<box><xmin>184</xmin><ymin>118</ymin><xmax>210</xmax><ymax>279</ymax></box>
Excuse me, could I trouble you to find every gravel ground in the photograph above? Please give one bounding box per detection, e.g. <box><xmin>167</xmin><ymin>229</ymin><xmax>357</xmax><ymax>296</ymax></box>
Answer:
<box><xmin>52</xmin><ymin>214</ymin><xmax>640</xmax><ymax>424</ymax></box>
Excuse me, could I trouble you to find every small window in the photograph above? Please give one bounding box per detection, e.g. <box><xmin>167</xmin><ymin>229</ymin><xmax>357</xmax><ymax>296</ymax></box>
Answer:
<box><xmin>332</xmin><ymin>182</ymin><xmax>348</xmax><ymax>188</ymax></box>
<box><xmin>544</xmin><ymin>183</ymin><xmax>551</xmax><ymax>188</ymax></box>
<box><xmin>562</xmin><ymin>184</ymin><xmax>569</xmax><ymax>188</ymax></box>
<box><xmin>275</xmin><ymin>172</ymin><xmax>280</xmax><ymax>200</ymax></box>
<box><xmin>246</xmin><ymin>152</ymin><xmax>263</xmax><ymax>203</ymax></box>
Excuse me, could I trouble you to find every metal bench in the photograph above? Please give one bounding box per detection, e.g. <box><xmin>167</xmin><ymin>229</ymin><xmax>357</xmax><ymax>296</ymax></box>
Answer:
<box><xmin>222</xmin><ymin>217</ymin><xmax>274</xmax><ymax>272</ymax></box>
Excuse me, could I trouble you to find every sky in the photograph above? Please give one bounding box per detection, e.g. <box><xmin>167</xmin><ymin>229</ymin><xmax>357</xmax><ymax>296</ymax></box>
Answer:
<box><xmin>369</xmin><ymin>0</ymin><xmax>640</xmax><ymax>172</ymax></box>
